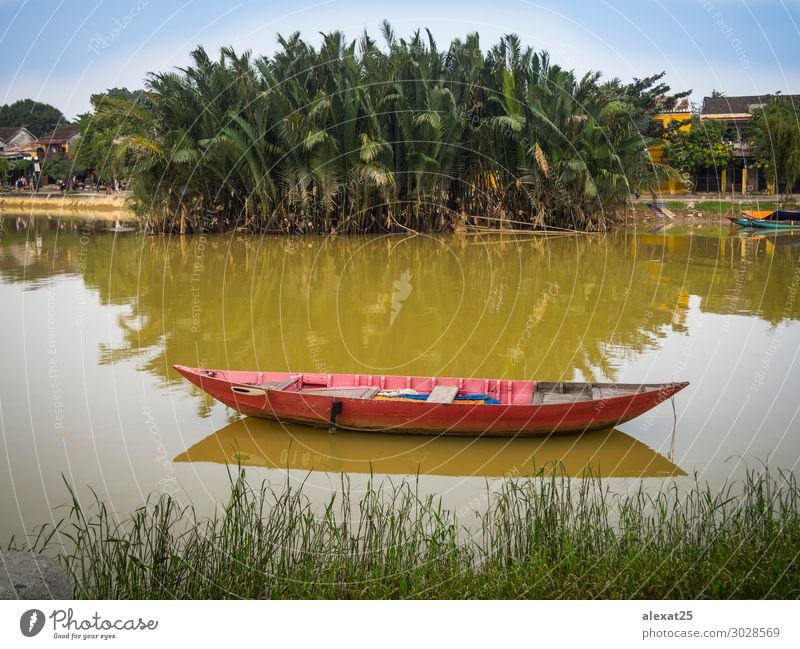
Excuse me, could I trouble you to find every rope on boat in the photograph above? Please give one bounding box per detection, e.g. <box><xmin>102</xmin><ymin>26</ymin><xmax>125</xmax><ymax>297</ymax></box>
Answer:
<box><xmin>669</xmin><ymin>396</ymin><xmax>678</xmax><ymax>462</ymax></box>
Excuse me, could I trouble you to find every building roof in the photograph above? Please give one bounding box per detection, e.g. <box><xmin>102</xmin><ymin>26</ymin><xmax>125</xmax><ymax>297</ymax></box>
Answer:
<box><xmin>0</xmin><ymin>126</ymin><xmax>35</xmax><ymax>142</ymax></box>
<box><xmin>3</xmin><ymin>142</ymin><xmax>38</xmax><ymax>153</ymax></box>
<box><xmin>701</xmin><ymin>94</ymin><xmax>800</xmax><ymax>116</ymax></box>
<box><xmin>0</xmin><ymin>143</ymin><xmax>37</xmax><ymax>159</ymax></box>
<box><xmin>40</xmin><ymin>123</ymin><xmax>81</xmax><ymax>142</ymax></box>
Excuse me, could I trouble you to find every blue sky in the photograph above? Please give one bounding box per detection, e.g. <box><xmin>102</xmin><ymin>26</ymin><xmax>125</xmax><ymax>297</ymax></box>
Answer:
<box><xmin>1</xmin><ymin>0</ymin><xmax>798</xmax><ymax>118</ymax></box>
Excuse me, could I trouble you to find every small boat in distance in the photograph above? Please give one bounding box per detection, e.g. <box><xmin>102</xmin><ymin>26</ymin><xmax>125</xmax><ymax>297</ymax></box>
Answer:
<box><xmin>729</xmin><ymin>209</ymin><xmax>800</xmax><ymax>229</ymax></box>
<box><xmin>174</xmin><ymin>365</ymin><xmax>689</xmax><ymax>437</ymax></box>
<box><xmin>728</xmin><ymin>217</ymin><xmax>756</xmax><ymax>227</ymax></box>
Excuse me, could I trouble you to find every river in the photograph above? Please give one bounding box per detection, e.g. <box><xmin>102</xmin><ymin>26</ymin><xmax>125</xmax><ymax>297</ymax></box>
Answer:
<box><xmin>1</xmin><ymin>214</ymin><xmax>798</xmax><ymax>541</ymax></box>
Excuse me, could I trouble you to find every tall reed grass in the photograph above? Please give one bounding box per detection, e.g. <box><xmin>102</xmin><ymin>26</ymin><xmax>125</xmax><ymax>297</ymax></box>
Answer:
<box><xmin>14</xmin><ymin>468</ymin><xmax>800</xmax><ymax>599</ymax></box>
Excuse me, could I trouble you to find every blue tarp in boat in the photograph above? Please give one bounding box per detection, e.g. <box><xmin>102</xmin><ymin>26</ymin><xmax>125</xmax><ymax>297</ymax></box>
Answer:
<box><xmin>767</xmin><ymin>210</ymin><xmax>800</xmax><ymax>221</ymax></box>
<box><xmin>381</xmin><ymin>392</ymin><xmax>501</xmax><ymax>404</ymax></box>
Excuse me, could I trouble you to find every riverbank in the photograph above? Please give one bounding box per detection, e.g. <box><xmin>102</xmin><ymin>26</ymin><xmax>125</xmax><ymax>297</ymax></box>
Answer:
<box><xmin>0</xmin><ymin>191</ymin><xmax>133</xmax><ymax>220</ymax></box>
<box><xmin>16</xmin><ymin>469</ymin><xmax>800</xmax><ymax>599</ymax></box>
<box><xmin>633</xmin><ymin>196</ymin><xmax>799</xmax><ymax>220</ymax></box>
<box><xmin>1</xmin><ymin>192</ymin><xmax>794</xmax><ymax>230</ymax></box>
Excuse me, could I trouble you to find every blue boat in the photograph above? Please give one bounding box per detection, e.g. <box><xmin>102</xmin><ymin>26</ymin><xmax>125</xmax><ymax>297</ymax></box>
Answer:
<box><xmin>747</xmin><ymin>218</ymin><xmax>800</xmax><ymax>230</ymax></box>
<box><xmin>730</xmin><ymin>210</ymin><xmax>800</xmax><ymax>229</ymax></box>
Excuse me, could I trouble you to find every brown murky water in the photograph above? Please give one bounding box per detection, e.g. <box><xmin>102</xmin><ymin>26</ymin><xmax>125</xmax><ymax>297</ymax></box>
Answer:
<box><xmin>1</xmin><ymin>214</ymin><xmax>799</xmax><ymax>540</ymax></box>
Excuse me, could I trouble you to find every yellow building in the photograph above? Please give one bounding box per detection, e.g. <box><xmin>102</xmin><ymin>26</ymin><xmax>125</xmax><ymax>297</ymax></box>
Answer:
<box><xmin>39</xmin><ymin>124</ymin><xmax>82</xmax><ymax>158</ymax></box>
<box><xmin>648</xmin><ymin>108</ymin><xmax>692</xmax><ymax>195</ymax></box>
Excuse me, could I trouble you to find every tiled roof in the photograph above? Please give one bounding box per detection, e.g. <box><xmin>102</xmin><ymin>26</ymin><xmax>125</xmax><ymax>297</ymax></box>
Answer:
<box><xmin>3</xmin><ymin>142</ymin><xmax>38</xmax><ymax>153</ymax></box>
<box><xmin>701</xmin><ymin>94</ymin><xmax>800</xmax><ymax>115</ymax></box>
<box><xmin>41</xmin><ymin>123</ymin><xmax>81</xmax><ymax>141</ymax></box>
<box><xmin>0</xmin><ymin>126</ymin><xmax>24</xmax><ymax>141</ymax></box>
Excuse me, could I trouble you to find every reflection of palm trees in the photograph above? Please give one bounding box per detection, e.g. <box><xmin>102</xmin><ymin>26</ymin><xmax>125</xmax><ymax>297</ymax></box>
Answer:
<box><xmin>174</xmin><ymin>418</ymin><xmax>685</xmax><ymax>478</ymax></box>
<box><xmin>3</xmin><ymin>218</ymin><xmax>799</xmax><ymax>386</ymax></box>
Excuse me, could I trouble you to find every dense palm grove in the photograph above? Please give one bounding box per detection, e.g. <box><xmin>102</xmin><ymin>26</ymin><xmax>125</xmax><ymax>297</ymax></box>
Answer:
<box><xmin>108</xmin><ymin>25</ymin><xmax>682</xmax><ymax>233</ymax></box>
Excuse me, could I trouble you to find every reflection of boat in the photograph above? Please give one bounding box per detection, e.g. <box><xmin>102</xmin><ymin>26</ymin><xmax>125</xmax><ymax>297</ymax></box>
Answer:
<box><xmin>174</xmin><ymin>418</ymin><xmax>685</xmax><ymax>478</ymax></box>
<box><xmin>174</xmin><ymin>365</ymin><xmax>688</xmax><ymax>437</ymax></box>
<box><xmin>737</xmin><ymin>230</ymin><xmax>800</xmax><ymax>247</ymax></box>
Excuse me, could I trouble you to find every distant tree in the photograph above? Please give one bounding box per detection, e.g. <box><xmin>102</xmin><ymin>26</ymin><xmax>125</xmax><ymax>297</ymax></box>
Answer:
<box><xmin>0</xmin><ymin>99</ymin><xmax>66</xmax><ymax>137</ymax></box>
<box><xmin>602</xmin><ymin>71</ymin><xmax>691</xmax><ymax>136</ymax></box>
<box><xmin>749</xmin><ymin>98</ymin><xmax>800</xmax><ymax>195</ymax></box>
<box><xmin>661</xmin><ymin>116</ymin><xmax>733</xmax><ymax>191</ymax></box>
<box><xmin>41</xmin><ymin>157</ymin><xmax>86</xmax><ymax>184</ymax></box>
<box><xmin>11</xmin><ymin>159</ymin><xmax>33</xmax><ymax>173</ymax></box>
<box><xmin>75</xmin><ymin>88</ymin><xmax>145</xmax><ymax>178</ymax></box>
<box><xmin>0</xmin><ymin>157</ymin><xmax>9</xmax><ymax>187</ymax></box>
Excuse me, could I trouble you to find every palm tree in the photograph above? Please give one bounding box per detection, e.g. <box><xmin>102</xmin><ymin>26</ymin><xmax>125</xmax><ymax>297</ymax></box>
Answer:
<box><xmin>105</xmin><ymin>25</ymin><xmax>676</xmax><ymax>233</ymax></box>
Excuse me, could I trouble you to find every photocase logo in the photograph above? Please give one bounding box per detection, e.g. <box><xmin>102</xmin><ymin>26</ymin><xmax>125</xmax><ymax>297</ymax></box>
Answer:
<box><xmin>20</xmin><ymin>609</ymin><xmax>45</xmax><ymax>637</ymax></box>
<box><xmin>390</xmin><ymin>269</ymin><xmax>412</xmax><ymax>327</ymax></box>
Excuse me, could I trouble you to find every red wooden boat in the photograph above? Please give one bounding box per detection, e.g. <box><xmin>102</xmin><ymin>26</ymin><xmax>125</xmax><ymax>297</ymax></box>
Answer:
<box><xmin>174</xmin><ymin>365</ymin><xmax>688</xmax><ymax>437</ymax></box>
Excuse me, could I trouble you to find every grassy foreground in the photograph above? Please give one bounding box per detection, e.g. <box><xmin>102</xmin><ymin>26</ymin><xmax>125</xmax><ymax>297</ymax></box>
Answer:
<box><xmin>16</xmin><ymin>469</ymin><xmax>800</xmax><ymax>599</ymax></box>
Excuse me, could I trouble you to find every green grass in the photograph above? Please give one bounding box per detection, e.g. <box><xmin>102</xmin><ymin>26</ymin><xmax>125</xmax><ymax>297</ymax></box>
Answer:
<box><xmin>662</xmin><ymin>199</ymin><xmax>800</xmax><ymax>215</ymax></box>
<box><xmin>12</xmin><ymin>468</ymin><xmax>800</xmax><ymax>599</ymax></box>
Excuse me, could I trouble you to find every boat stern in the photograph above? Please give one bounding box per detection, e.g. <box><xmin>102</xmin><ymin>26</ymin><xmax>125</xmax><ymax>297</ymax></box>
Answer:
<box><xmin>657</xmin><ymin>381</ymin><xmax>689</xmax><ymax>402</ymax></box>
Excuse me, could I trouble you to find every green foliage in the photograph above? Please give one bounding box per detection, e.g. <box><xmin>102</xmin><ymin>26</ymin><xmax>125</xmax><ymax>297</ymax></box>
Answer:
<box><xmin>75</xmin><ymin>88</ymin><xmax>145</xmax><ymax>178</ymax></box>
<box><xmin>661</xmin><ymin>116</ymin><xmax>733</xmax><ymax>190</ymax></box>
<box><xmin>109</xmin><ymin>27</ymin><xmax>680</xmax><ymax>233</ymax></box>
<box><xmin>41</xmin><ymin>157</ymin><xmax>85</xmax><ymax>182</ymax></box>
<box><xmin>610</xmin><ymin>72</ymin><xmax>690</xmax><ymax>115</ymax></box>
<box><xmin>663</xmin><ymin>199</ymin><xmax>797</xmax><ymax>214</ymax></box>
<box><xmin>8</xmin><ymin>158</ymin><xmax>33</xmax><ymax>173</ymax></box>
<box><xmin>749</xmin><ymin>98</ymin><xmax>800</xmax><ymax>195</ymax></box>
<box><xmin>602</xmin><ymin>71</ymin><xmax>691</xmax><ymax>136</ymax></box>
<box><xmin>0</xmin><ymin>99</ymin><xmax>66</xmax><ymax>137</ymax></box>
<box><xmin>21</xmin><ymin>468</ymin><xmax>800</xmax><ymax>599</ymax></box>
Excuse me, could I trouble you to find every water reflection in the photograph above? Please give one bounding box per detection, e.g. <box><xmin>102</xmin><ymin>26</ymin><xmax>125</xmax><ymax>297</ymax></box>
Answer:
<box><xmin>0</xmin><ymin>215</ymin><xmax>127</xmax><ymax>286</ymax></box>
<box><xmin>174</xmin><ymin>418</ymin><xmax>685</xmax><ymax>478</ymax></box>
<box><xmin>3</xmin><ymin>216</ymin><xmax>799</xmax><ymax>392</ymax></box>
<box><xmin>2</xmin><ymin>214</ymin><xmax>800</xmax><ymax>544</ymax></box>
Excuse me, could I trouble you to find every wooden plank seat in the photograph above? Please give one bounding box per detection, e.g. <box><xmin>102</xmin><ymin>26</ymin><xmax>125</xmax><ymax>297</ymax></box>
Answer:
<box><xmin>541</xmin><ymin>391</ymin><xmax>593</xmax><ymax>404</ymax></box>
<box><xmin>589</xmin><ymin>384</ymin><xmax>648</xmax><ymax>399</ymax></box>
<box><xmin>427</xmin><ymin>385</ymin><xmax>459</xmax><ymax>403</ymax></box>
<box><xmin>298</xmin><ymin>387</ymin><xmax>381</xmax><ymax>399</ymax></box>
<box><xmin>532</xmin><ymin>382</ymin><xmax>595</xmax><ymax>405</ymax></box>
<box><xmin>255</xmin><ymin>376</ymin><xmax>300</xmax><ymax>391</ymax></box>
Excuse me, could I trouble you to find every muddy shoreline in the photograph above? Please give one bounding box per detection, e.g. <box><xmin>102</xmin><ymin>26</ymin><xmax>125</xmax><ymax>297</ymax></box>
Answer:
<box><xmin>1</xmin><ymin>192</ymin><xmax>790</xmax><ymax>229</ymax></box>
